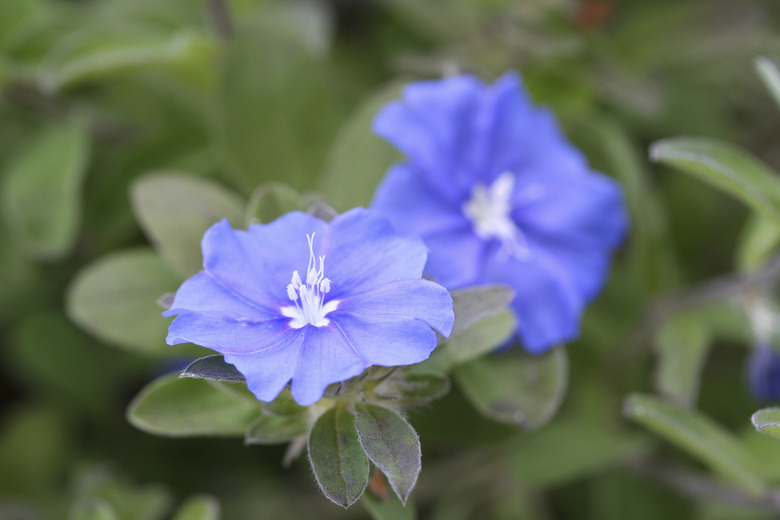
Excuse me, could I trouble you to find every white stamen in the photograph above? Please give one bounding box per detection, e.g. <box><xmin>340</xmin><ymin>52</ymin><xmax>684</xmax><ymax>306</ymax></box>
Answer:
<box><xmin>462</xmin><ymin>171</ymin><xmax>533</xmax><ymax>259</ymax></box>
<box><xmin>281</xmin><ymin>233</ymin><xmax>338</xmax><ymax>328</ymax></box>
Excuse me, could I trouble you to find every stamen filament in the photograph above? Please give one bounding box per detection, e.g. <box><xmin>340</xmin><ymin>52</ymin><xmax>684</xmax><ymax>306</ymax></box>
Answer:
<box><xmin>282</xmin><ymin>233</ymin><xmax>338</xmax><ymax>328</ymax></box>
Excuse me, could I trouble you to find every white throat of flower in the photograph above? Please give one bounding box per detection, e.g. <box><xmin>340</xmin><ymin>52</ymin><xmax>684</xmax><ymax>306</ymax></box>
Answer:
<box><xmin>462</xmin><ymin>171</ymin><xmax>543</xmax><ymax>259</ymax></box>
<box><xmin>281</xmin><ymin>233</ymin><xmax>338</xmax><ymax>328</ymax></box>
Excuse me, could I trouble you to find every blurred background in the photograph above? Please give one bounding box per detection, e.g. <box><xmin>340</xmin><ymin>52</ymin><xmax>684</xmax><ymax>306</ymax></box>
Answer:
<box><xmin>2</xmin><ymin>0</ymin><xmax>780</xmax><ymax>518</ymax></box>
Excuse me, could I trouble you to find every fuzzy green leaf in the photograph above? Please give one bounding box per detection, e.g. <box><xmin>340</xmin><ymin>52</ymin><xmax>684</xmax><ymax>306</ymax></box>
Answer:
<box><xmin>650</xmin><ymin>137</ymin><xmax>780</xmax><ymax>225</ymax></box>
<box><xmin>624</xmin><ymin>393</ymin><xmax>765</xmax><ymax>495</ymax></box>
<box><xmin>736</xmin><ymin>214</ymin><xmax>780</xmax><ymax>273</ymax></box>
<box><xmin>449</xmin><ymin>285</ymin><xmax>515</xmax><ymax>338</ymax></box>
<box><xmin>355</xmin><ymin>404</ymin><xmax>421</xmax><ymax>505</ymax></box>
<box><xmin>66</xmin><ymin>248</ymin><xmax>185</xmax><ymax>355</ymax></box>
<box><xmin>218</xmin><ymin>19</ymin><xmax>342</xmax><ymax>193</ymax></box>
<box><xmin>308</xmin><ymin>405</ymin><xmax>368</xmax><ymax>508</ymax></box>
<box><xmin>131</xmin><ymin>172</ymin><xmax>245</xmax><ymax>278</ymax></box>
<box><xmin>1</xmin><ymin>119</ymin><xmax>90</xmax><ymax>259</ymax></box>
<box><xmin>127</xmin><ymin>374</ymin><xmax>259</xmax><ymax>437</ymax></box>
<box><xmin>454</xmin><ymin>347</ymin><xmax>568</xmax><ymax>429</ymax></box>
<box><xmin>373</xmin><ymin>372</ymin><xmax>450</xmax><ymax>406</ymax></box>
<box><xmin>426</xmin><ymin>309</ymin><xmax>516</xmax><ymax>372</ymax></box>
<box><xmin>653</xmin><ymin>313</ymin><xmax>710</xmax><ymax>409</ymax></box>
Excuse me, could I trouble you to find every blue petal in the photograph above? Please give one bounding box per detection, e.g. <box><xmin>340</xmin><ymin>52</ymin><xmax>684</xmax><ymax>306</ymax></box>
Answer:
<box><xmin>331</xmin><ymin>313</ymin><xmax>439</xmax><ymax>367</ymax></box>
<box><xmin>224</xmin><ymin>333</ymin><xmax>304</xmax><ymax>402</ymax></box>
<box><xmin>526</xmin><ymin>233</ymin><xmax>613</xmax><ymax>301</ymax></box>
<box><xmin>475</xmin><ymin>72</ymin><xmax>539</xmax><ymax>181</ymax></box>
<box><xmin>290</xmin><ymin>326</ymin><xmax>367</xmax><ymax>405</ymax></box>
<box><xmin>163</xmin><ymin>272</ymin><xmax>277</xmax><ymax>320</ymax></box>
<box><xmin>166</xmin><ymin>312</ymin><xmax>292</xmax><ymax>355</ymax></box>
<box><xmin>202</xmin><ymin>214</ymin><xmax>326</xmax><ymax>308</ymax></box>
<box><xmin>336</xmin><ymin>279</ymin><xmax>454</xmax><ymax>336</ymax></box>
<box><xmin>422</xmin><ymin>228</ymin><xmax>486</xmax><ymax>289</ymax></box>
<box><xmin>515</xmin><ymin>170</ymin><xmax>628</xmax><ymax>248</ymax></box>
<box><xmin>373</xmin><ymin>76</ymin><xmax>484</xmax><ymax>201</ymax></box>
<box><xmin>372</xmin><ymin>163</ymin><xmax>468</xmax><ymax>237</ymax></box>
<box><xmin>323</xmin><ymin>208</ymin><xmax>429</xmax><ymax>297</ymax></box>
<box><xmin>483</xmin><ymin>253</ymin><xmax>583</xmax><ymax>354</ymax></box>
<box><xmin>496</xmin><ymin>108</ymin><xmax>589</xmax><ymax>183</ymax></box>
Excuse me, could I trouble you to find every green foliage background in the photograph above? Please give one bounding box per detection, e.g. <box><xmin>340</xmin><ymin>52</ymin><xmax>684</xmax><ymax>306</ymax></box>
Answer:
<box><xmin>2</xmin><ymin>0</ymin><xmax>780</xmax><ymax>518</ymax></box>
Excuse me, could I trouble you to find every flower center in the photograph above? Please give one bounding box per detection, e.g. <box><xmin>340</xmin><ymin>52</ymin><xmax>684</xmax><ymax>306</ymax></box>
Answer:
<box><xmin>462</xmin><ymin>171</ymin><xmax>532</xmax><ymax>258</ymax></box>
<box><xmin>281</xmin><ymin>233</ymin><xmax>338</xmax><ymax>329</ymax></box>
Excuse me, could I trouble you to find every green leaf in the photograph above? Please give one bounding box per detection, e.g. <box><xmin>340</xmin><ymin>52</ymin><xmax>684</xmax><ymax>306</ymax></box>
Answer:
<box><xmin>218</xmin><ymin>19</ymin><xmax>343</xmax><ymax>193</ymax></box>
<box><xmin>510</xmin><ymin>415</ymin><xmax>648</xmax><ymax>487</ymax></box>
<box><xmin>246</xmin><ymin>182</ymin><xmax>304</xmax><ymax>225</ymax></box>
<box><xmin>172</xmin><ymin>495</ymin><xmax>220</xmax><ymax>520</ymax></box>
<box><xmin>43</xmin><ymin>29</ymin><xmax>213</xmax><ymax>92</ymax></box>
<box><xmin>321</xmin><ymin>80</ymin><xmax>404</xmax><ymax>211</ymax></box>
<box><xmin>66</xmin><ymin>248</ymin><xmax>185</xmax><ymax>355</ymax></box>
<box><xmin>751</xmin><ymin>408</ymin><xmax>780</xmax><ymax>440</ymax></box>
<box><xmin>354</xmin><ymin>403</ymin><xmax>421</xmax><ymax>505</ymax></box>
<box><xmin>454</xmin><ymin>347</ymin><xmax>568</xmax><ymax>429</ymax></box>
<box><xmin>373</xmin><ymin>372</ymin><xmax>450</xmax><ymax>406</ymax></box>
<box><xmin>181</xmin><ymin>355</ymin><xmax>245</xmax><ymax>382</ymax></box>
<box><xmin>736</xmin><ymin>214</ymin><xmax>780</xmax><ymax>273</ymax></box>
<box><xmin>245</xmin><ymin>412</ymin><xmax>312</xmax><ymax>445</ymax></box>
<box><xmin>449</xmin><ymin>285</ymin><xmax>515</xmax><ymax>338</ymax></box>
<box><xmin>649</xmin><ymin>137</ymin><xmax>780</xmax><ymax>225</ymax></box>
<box><xmin>131</xmin><ymin>172</ymin><xmax>245</xmax><ymax>278</ymax></box>
<box><xmin>308</xmin><ymin>405</ymin><xmax>369</xmax><ymax>508</ymax></box>
<box><xmin>0</xmin><ymin>119</ymin><xmax>90</xmax><ymax>260</ymax></box>
<box><xmin>362</xmin><ymin>491</ymin><xmax>415</xmax><ymax>520</ymax></box>
<box><xmin>127</xmin><ymin>374</ymin><xmax>259</xmax><ymax>437</ymax></box>
<box><xmin>426</xmin><ymin>309</ymin><xmax>516</xmax><ymax>372</ymax></box>
<box><xmin>70</xmin><ymin>499</ymin><xmax>119</xmax><ymax>520</ymax></box>
<box><xmin>624</xmin><ymin>393</ymin><xmax>765</xmax><ymax>495</ymax></box>
<box><xmin>653</xmin><ymin>312</ymin><xmax>711</xmax><ymax>409</ymax></box>
<box><xmin>755</xmin><ymin>57</ymin><xmax>780</xmax><ymax>111</ymax></box>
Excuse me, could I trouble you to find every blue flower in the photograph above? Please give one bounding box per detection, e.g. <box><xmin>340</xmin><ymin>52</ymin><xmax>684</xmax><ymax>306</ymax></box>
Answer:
<box><xmin>747</xmin><ymin>345</ymin><xmax>780</xmax><ymax>403</ymax></box>
<box><xmin>162</xmin><ymin>208</ymin><xmax>454</xmax><ymax>405</ymax></box>
<box><xmin>371</xmin><ymin>72</ymin><xmax>627</xmax><ymax>353</ymax></box>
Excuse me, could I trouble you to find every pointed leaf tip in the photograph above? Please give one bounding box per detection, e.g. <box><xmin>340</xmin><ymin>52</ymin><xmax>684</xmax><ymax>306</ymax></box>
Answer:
<box><xmin>354</xmin><ymin>404</ymin><xmax>421</xmax><ymax>504</ymax></box>
<box><xmin>308</xmin><ymin>406</ymin><xmax>369</xmax><ymax>508</ymax></box>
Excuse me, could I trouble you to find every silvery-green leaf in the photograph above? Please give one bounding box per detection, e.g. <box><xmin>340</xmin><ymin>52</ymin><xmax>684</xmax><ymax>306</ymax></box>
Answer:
<box><xmin>354</xmin><ymin>404</ymin><xmax>420</xmax><ymax>505</ymax></box>
<box><xmin>308</xmin><ymin>405</ymin><xmax>368</xmax><ymax>508</ymax></box>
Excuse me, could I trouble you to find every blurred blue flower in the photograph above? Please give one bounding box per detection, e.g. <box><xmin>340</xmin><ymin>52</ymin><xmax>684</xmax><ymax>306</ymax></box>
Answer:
<box><xmin>371</xmin><ymin>72</ymin><xmax>627</xmax><ymax>353</ymax></box>
<box><xmin>747</xmin><ymin>345</ymin><xmax>780</xmax><ymax>402</ymax></box>
<box><xmin>163</xmin><ymin>208</ymin><xmax>454</xmax><ymax>405</ymax></box>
